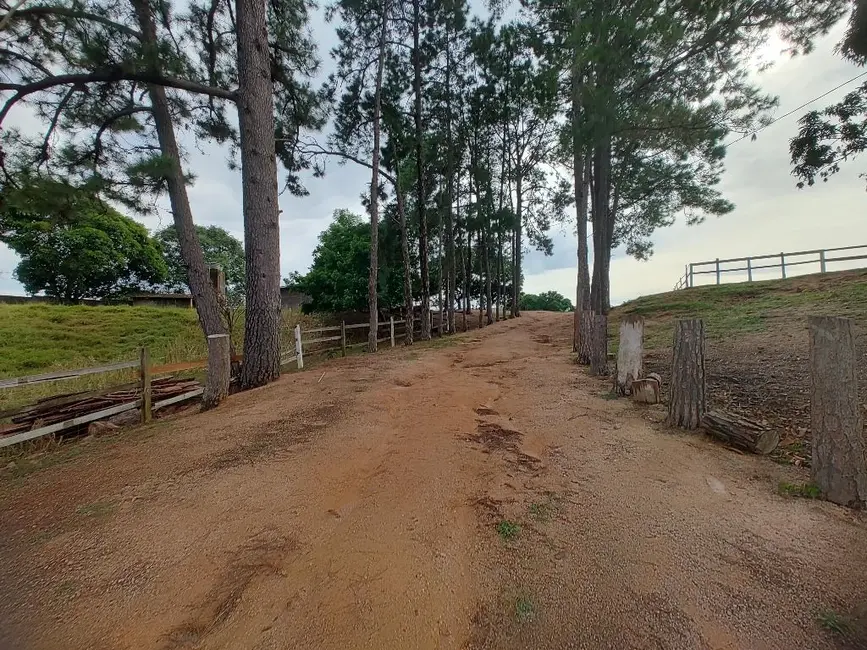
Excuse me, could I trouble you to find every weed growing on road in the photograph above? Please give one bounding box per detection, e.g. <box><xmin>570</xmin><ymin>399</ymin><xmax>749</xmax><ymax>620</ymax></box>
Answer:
<box><xmin>496</xmin><ymin>520</ymin><xmax>520</xmax><ymax>541</ymax></box>
<box><xmin>529</xmin><ymin>492</ymin><xmax>561</xmax><ymax>522</ymax></box>
<box><xmin>817</xmin><ymin>609</ymin><xmax>852</xmax><ymax>635</ymax></box>
<box><xmin>76</xmin><ymin>501</ymin><xmax>116</xmax><ymax>519</ymax></box>
<box><xmin>515</xmin><ymin>595</ymin><xmax>535</xmax><ymax>622</ymax></box>
<box><xmin>778</xmin><ymin>481</ymin><xmax>821</xmax><ymax>499</ymax></box>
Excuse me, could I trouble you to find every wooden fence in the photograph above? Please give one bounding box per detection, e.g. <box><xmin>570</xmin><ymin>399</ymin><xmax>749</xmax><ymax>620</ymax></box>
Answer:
<box><xmin>0</xmin><ymin>312</ymin><xmax>466</xmax><ymax>448</ymax></box>
<box><xmin>673</xmin><ymin>244</ymin><xmax>867</xmax><ymax>290</ymax></box>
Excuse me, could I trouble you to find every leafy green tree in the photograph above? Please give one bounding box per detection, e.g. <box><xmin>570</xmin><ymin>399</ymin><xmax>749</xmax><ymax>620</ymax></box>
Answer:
<box><xmin>791</xmin><ymin>7</ymin><xmax>867</xmax><ymax>188</ymax></box>
<box><xmin>520</xmin><ymin>291</ymin><xmax>573</xmax><ymax>312</ymax></box>
<box><xmin>0</xmin><ymin>178</ymin><xmax>166</xmax><ymax>302</ymax></box>
<box><xmin>290</xmin><ymin>209</ymin><xmax>403</xmax><ymax>313</ymax></box>
<box><xmin>0</xmin><ymin>0</ymin><xmax>323</xmax><ymax>390</ymax></box>
<box><xmin>154</xmin><ymin>225</ymin><xmax>245</xmax><ymax>296</ymax></box>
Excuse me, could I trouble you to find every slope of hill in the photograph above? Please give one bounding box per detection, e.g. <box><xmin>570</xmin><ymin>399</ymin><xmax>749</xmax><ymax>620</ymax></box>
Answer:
<box><xmin>611</xmin><ymin>269</ymin><xmax>867</xmax><ymax>463</ymax></box>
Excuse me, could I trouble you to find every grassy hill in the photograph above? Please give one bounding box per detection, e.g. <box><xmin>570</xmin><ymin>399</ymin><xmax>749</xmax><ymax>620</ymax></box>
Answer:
<box><xmin>0</xmin><ymin>304</ymin><xmax>205</xmax><ymax>378</ymax></box>
<box><xmin>611</xmin><ymin>269</ymin><xmax>867</xmax><ymax>462</ymax></box>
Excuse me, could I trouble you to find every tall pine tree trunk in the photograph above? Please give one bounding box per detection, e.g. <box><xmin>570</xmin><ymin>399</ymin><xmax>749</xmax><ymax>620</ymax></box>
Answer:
<box><xmin>477</xmin><ymin>229</ymin><xmax>484</xmax><ymax>327</ymax></box>
<box><xmin>484</xmin><ymin>220</ymin><xmax>493</xmax><ymax>325</ymax></box>
<box><xmin>235</xmin><ymin>0</ymin><xmax>281</xmax><ymax>389</ymax></box>
<box><xmin>396</xmin><ymin>163</ymin><xmax>413</xmax><ymax>345</ymax></box>
<box><xmin>590</xmin><ymin>137</ymin><xmax>611</xmax><ymax>317</ymax></box>
<box><xmin>130</xmin><ymin>0</ymin><xmax>226</xmax><ymax>351</ymax></box>
<box><xmin>575</xmin><ymin>150</ymin><xmax>591</xmax><ymax>362</ymax></box>
<box><xmin>465</xmin><ymin>226</ymin><xmax>472</xmax><ymax>315</ymax></box>
<box><xmin>445</xmin><ymin>34</ymin><xmax>456</xmax><ymax>335</ymax></box>
<box><xmin>366</xmin><ymin>0</ymin><xmax>388</xmax><ymax>352</ymax></box>
<box><xmin>512</xmin><ymin>170</ymin><xmax>522</xmax><ymax>317</ymax></box>
<box><xmin>412</xmin><ymin>0</ymin><xmax>430</xmax><ymax>340</ymax></box>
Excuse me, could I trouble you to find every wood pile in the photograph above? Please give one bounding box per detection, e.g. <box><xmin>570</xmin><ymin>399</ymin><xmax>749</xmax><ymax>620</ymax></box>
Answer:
<box><xmin>0</xmin><ymin>377</ymin><xmax>200</xmax><ymax>437</ymax></box>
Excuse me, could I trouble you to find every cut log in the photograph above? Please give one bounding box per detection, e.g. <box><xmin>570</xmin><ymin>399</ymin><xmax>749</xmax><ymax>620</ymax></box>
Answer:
<box><xmin>589</xmin><ymin>314</ymin><xmax>608</xmax><ymax>377</ymax></box>
<box><xmin>668</xmin><ymin>318</ymin><xmax>706</xmax><ymax>429</ymax></box>
<box><xmin>615</xmin><ymin>315</ymin><xmax>643</xmax><ymax>395</ymax></box>
<box><xmin>809</xmin><ymin>316</ymin><xmax>867</xmax><ymax>506</ymax></box>
<box><xmin>701</xmin><ymin>410</ymin><xmax>780</xmax><ymax>455</ymax></box>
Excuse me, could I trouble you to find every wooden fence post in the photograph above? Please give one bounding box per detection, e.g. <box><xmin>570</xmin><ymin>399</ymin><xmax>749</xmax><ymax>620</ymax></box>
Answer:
<box><xmin>202</xmin><ymin>334</ymin><xmax>230</xmax><ymax>410</ymax></box>
<box><xmin>780</xmin><ymin>252</ymin><xmax>786</xmax><ymax>279</ymax></box>
<box><xmin>715</xmin><ymin>259</ymin><xmax>721</xmax><ymax>284</ymax></box>
<box><xmin>688</xmin><ymin>264</ymin><xmax>694</xmax><ymax>288</ymax></box>
<box><xmin>341</xmin><ymin>320</ymin><xmax>347</xmax><ymax>357</ymax></box>
<box><xmin>140</xmin><ymin>347</ymin><xmax>151</xmax><ymax>424</ymax></box>
<box><xmin>809</xmin><ymin>316</ymin><xmax>867</xmax><ymax>506</ymax></box>
<box><xmin>615</xmin><ymin>315</ymin><xmax>643</xmax><ymax>395</ymax></box>
<box><xmin>294</xmin><ymin>324</ymin><xmax>304</xmax><ymax>369</ymax></box>
<box><xmin>668</xmin><ymin>319</ymin><xmax>706</xmax><ymax>429</ymax></box>
<box><xmin>747</xmin><ymin>257</ymin><xmax>753</xmax><ymax>282</ymax></box>
<box><xmin>390</xmin><ymin>316</ymin><xmax>395</xmax><ymax>347</ymax></box>
<box><xmin>589</xmin><ymin>314</ymin><xmax>608</xmax><ymax>377</ymax></box>
<box><xmin>819</xmin><ymin>250</ymin><xmax>826</xmax><ymax>274</ymax></box>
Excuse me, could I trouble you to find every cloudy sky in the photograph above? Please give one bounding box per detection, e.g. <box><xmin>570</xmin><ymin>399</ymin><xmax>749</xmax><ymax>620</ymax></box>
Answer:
<box><xmin>1</xmin><ymin>12</ymin><xmax>865</xmax><ymax>305</ymax></box>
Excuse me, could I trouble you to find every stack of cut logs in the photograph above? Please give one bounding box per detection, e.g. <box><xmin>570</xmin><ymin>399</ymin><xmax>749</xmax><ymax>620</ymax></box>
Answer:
<box><xmin>0</xmin><ymin>377</ymin><xmax>200</xmax><ymax>438</ymax></box>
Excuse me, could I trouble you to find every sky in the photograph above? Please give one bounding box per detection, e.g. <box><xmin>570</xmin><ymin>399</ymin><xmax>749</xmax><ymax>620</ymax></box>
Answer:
<box><xmin>1</xmin><ymin>13</ymin><xmax>866</xmax><ymax>305</ymax></box>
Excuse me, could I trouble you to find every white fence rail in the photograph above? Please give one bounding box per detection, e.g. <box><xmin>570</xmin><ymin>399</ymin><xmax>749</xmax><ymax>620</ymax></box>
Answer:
<box><xmin>674</xmin><ymin>244</ymin><xmax>867</xmax><ymax>290</ymax></box>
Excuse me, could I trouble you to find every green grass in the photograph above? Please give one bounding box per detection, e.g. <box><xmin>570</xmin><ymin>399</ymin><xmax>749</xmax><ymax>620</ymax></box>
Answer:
<box><xmin>529</xmin><ymin>492</ymin><xmax>561</xmax><ymax>522</ymax></box>
<box><xmin>496</xmin><ymin>519</ymin><xmax>520</xmax><ymax>541</ymax></box>
<box><xmin>0</xmin><ymin>304</ymin><xmax>204</xmax><ymax>377</ymax></box>
<box><xmin>75</xmin><ymin>500</ymin><xmax>116</xmax><ymax>518</ymax></box>
<box><xmin>611</xmin><ymin>269</ymin><xmax>867</xmax><ymax>351</ymax></box>
<box><xmin>778</xmin><ymin>481</ymin><xmax>822</xmax><ymax>499</ymax></box>
<box><xmin>817</xmin><ymin>609</ymin><xmax>852</xmax><ymax>635</ymax></box>
<box><xmin>0</xmin><ymin>303</ymin><xmax>322</xmax><ymax>413</ymax></box>
<box><xmin>515</xmin><ymin>595</ymin><xmax>535</xmax><ymax>622</ymax></box>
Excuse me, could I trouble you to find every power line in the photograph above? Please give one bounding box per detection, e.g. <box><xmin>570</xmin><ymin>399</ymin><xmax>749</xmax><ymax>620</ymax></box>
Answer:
<box><xmin>723</xmin><ymin>70</ymin><xmax>867</xmax><ymax>148</ymax></box>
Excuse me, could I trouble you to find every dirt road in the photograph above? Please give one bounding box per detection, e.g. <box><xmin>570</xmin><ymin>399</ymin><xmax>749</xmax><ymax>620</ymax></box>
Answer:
<box><xmin>1</xmin><ymin>312</ymin><xmax>865</xmax><ymax>650</ymax></box>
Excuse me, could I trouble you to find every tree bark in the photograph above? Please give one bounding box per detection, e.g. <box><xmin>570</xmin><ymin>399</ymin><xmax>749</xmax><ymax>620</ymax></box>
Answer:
<box><xmin>589</xmin><ymin>314</ymin><xmax>608</xmax><ymax>376</ymax></box>
<box><xmin>701</xmin><ymin>410</ymin><xmax>780</xmax><ymax>455</ymax></box>
<box><xmin>396</xmin><ymin>164</ymin><xmax>413</xmax><ymax>345</ymax></box>
<box><xmin>575</xmin><ymin>153</ymin><xmax>591</xmax><ymax>363</ymax></box>
<box><xmin>234</xmin><ymin>0</ymin><xmax>281</xmax><ymax>389</ymax></box>
<box><xmin>202</xmin><ymin>334</ymin><xmax>231</xmax><ymax>410</ymax></box>
<box><xmin>590</xmin><ymin>138</ymin><xmax>611</xmax><ymax>316</ymax></box>
<box><xmin>445</xmin><ymin>34</ymin><xmax>456</xmax><ymax>336</ymax></box>
<box><xmin>615</xmin><ymin>315</ymin><xmax>643</xmax><ymax>395</ymax></box>
<box><xmin>668</xmin><ymin>319</ymin><xmax>706</xmax><ymax>429</ymax></box>
<box><xmin>512</xmin><ymin>169</ymin><xmax>522</xmax><ymax>317</ymax></box>
<box><xmin>413</xmin><ymin>0</ymin><xmax>430</xmax><ymax>341</ymax></box>
<box><xmin>130</xmin><ymin>0</ymin><xmax>226</xmax><ymax>350</ymax></box>
<box><xmin>477</xmin><ymin>228</ymin><xmax>484</xmax><ymax>328</ymax></box>
<box><xmin>809</xmin><ymin>316</ymin><xmax>867</xmax><ymax>506</ymax></box>
<box><xmin>365</xmin><ymin>0</ymin><xmax>388</xmax><ymax>353</ymax></box>
<box><xmin>465</xmin><ymin>225</ymin><xmax>472</xmax><ymax>315</ymax></box>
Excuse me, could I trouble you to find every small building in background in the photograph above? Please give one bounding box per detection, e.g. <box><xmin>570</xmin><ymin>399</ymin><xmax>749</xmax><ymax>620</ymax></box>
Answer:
<box><xmin>280</xmin><ymin>287</ymin><xmax>311</xmax><ymax>310</ymax></box>
<box><xmin>131</xmin><ymin>293</ymin><xmax>194</xmax><ymax>309</ymax></box>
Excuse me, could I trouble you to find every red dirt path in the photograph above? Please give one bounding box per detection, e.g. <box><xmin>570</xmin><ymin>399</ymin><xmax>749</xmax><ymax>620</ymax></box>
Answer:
<box><xmin>1</xmin><ymin>312</ymin><xmax>865</xmax><ymax>649</ymax></box>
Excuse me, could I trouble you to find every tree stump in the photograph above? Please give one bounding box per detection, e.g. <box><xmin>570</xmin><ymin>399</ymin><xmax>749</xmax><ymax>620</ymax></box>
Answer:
<box><xmin>632</xmin><ymin>374</ymin><xmax>661</xmax><ymax>404</ymax></box>
<box><xmin>668</xmin><ymin>319</ymin><xmax>706</xmax><ymax>429</ymax></box>
<box><xmin>615</xmin><ymin>315</ymin><xmax>644</xmax><ymax>395</ymax></box>
<box><xmin>589</xmin><ymin>314</ymin><xmax>608</xmax><ymax>376</ymax></box>
<box><xmin>701</xmin><ymin>410</ymin><xmax>779</xmax><ymax>454</ymax></box>
<box><xmin>202</xmin><ymin>334</ymin><xmax>231</xmax><ymax>410</ymax></box>
<box><xmin>809</xmin><ymin>316</ymin><xmax>867</xmax><ymax>506</ymax></box>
